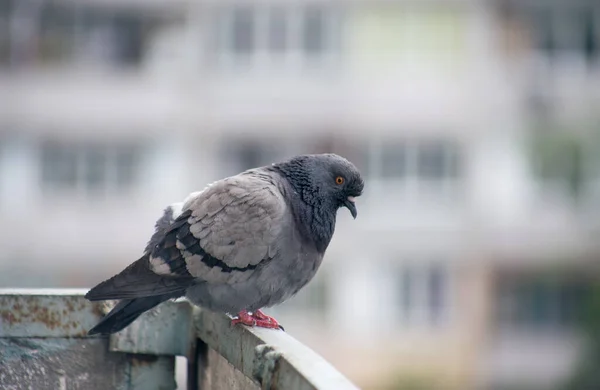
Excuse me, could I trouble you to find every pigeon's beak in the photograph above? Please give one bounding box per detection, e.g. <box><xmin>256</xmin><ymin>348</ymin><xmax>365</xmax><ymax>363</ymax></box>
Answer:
<box><xmin>343</xmin><ymin>196</ymin><xmax>358</xmax><ymax>219</ymax></box>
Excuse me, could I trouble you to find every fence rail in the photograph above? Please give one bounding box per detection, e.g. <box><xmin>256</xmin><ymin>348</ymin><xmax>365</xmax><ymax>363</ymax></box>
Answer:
<box><xmin>0</xmin><ymin>289</ymin><xmax>359</xmax><ymax>390</ymax></box>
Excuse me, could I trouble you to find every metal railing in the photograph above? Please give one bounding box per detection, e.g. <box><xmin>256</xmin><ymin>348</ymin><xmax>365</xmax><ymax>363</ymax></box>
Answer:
<box><xmin>0</xmin><ymin>289</ymin><xmax>359</xmax><ymax>390</ymax></box>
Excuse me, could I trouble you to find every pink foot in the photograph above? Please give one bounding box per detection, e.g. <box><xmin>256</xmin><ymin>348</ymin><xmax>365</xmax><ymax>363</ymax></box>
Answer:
<box><xmin>230</xmin><ymin>310</ymin><xmax>256</xmax><ymax>326</ymax></box>
<box><xmin>252</xmin><ymin>309</ymin><xmax>280</xmax><ymax>327</ymax></box>
<box><xmin>230</xmin><ymin>310</ymin><xmax>284</xmax><ymax>330</ymax></box>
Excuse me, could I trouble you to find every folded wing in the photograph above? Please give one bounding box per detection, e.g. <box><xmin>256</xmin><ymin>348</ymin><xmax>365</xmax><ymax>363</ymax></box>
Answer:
<box><xmin>149</xmin><ymin>171</ymin><xmax>288</xmax><ymax>285</ymax></box>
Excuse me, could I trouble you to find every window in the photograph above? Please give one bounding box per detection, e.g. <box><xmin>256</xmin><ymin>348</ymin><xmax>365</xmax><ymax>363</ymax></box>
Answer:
<box><xmin>374</xmin><ymin>139</ymin><xmax>463</xmax><ymax>182</ymax></box>
<box><xmin>400</xmin><ymin>266</ymin><xmax>413</xmax><ymax>316</ymax></box>
<box><xmin>230</xmin><ymin>6</ymin><xmax>255</xmax><ymax>55</ymax></box>
<box><xmin>267</xmin><ymin>7</ymin><xmax>287</xmax><ymax>53</ymax></box>
<box><xmin>237</xmin><ymin>143</ymin><xmax>270</xmax><ymax>170</ymax></box>
<box><xmin>41</xmin><ymin>143</ymin><xmax>78</xmax><ymax>189</ymax></box>
<box><xmin>495</xmin><ymin>274</ymin><xmax>591</xmax><ymax>330</ymax></box>
<box><xmin>418</xmin><ymin>141</ymin><xmax>449</xmax><ymax>180</ymax></box>
<box><xmin>0</xmin><ymin>1</ymin><xmax>146</xmax><ymax>68</ymax></box>
<box><xmin>0</xmin><ymin>0</ymin><xmax>12</xmax><ymax>66</ymax></box>
<box><xmin>16</xmin><ymin>3</ymin><xmax>154</xmax><ymax>68</ymax></box>
<box><xmin>83</xmin><ymin>145</ymin><xmax>107</xmax><ymax>191</ymax></box>
<box><xmin>530</xmin><ymin>131</ymin><xmax>588</xmax><ymax>201</ymax></box>
<box><xmin>220</xmin><ymin>138</ymin><xmax>286</xmax><ymax>177</ymax></box>
<box><xmin>71</xmin><ymin>11</ymin><xmax>144</xmax><ymax>66</ymax></box>
<box><xmin>295</xmin><ymin>272</ymin><xmax>329</xmax><ymax>316</ymax></box>
<box><xmin>214</xmin><ymin>4</ymin><xmax>339</xmax><ymax>68</ymax></box>
<box><xmin>301</xmin><ymin>136</ymin><xmax>370</xmax><ymax>180</ymax></box>
<box><xmin>115</xmin><ymin>146</ymin><xmax>140</xmax><ymax>188</ymax></box>
<box><xmin>583</xmin><ymin>10</ymin><xmax>598</xmax><ymax>60</ymax></box>
<box><xmin>353</xmin><ymin>6</ymin><xmax>467</xmax><ymax>69</ymax></box>
<box><xmin>381</xmin><ymin>142</ymin><xmax>408</xmax><ymax>179</ymax></box>
<box><xmin>40</xmin><ymin>141</ymin><xmax>142</xmax><ymax>196</ymax></box>
<box><xmin>302</xmin><ymin>6</ymin><xmax>327</xmax><ymax>55</ymax></box>
<box><xmin>397</xmin><ymin>263</ymin><xmax>450</xmax><ymax>326</ymax></box>
<box><xmin>428</xmin><ymin>265</ymin><xmax>446</xmax><ymax>324</ymax></box>
<box><xmin>278</xmin><ymin>270</ymin><xmax>330</xmax><ymax>318</ymax></box>
<box><xmin>525</xmin><ymin>3</ymin><xmax>600</xmax><ymax>63</ymax></box>
<box><xmin>220</xmin><ymin>135</ymin><xmax>369</xmax><ymax>179</ymax></box>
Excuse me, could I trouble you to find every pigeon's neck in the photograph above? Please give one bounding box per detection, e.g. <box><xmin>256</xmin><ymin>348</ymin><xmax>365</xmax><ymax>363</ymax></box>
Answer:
<box><xmin>268</xmin><ymin>165</ymin><xmax>337</xmax><ymax>253</ymax></box>
<box><xmin>300</xmin><ymin>197</ymin><xmax>337</xmax><ymax>253</ymax></box>
<box><xmin>294</xmin><ymin>197</ymin><xmax>337</xmax><ymax>254</ymax></box>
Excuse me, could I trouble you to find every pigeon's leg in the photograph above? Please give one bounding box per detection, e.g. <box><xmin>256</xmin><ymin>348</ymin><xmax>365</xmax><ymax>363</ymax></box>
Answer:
<box><xmin>230</xmin><ymin>310</ymin><xmax>283</xmax><ymax>330</ymax></box>
<box><xmin>251</xmin><ymin>309</ymin><xmax>277</xmax><ymax>323</ymax></box>
<box><xmin>230</xmin><ymin>310</ymin><xmax>256</xmax><ymax>327</ymax></box>
<box><xmin>251</xmin><ymin>309</ymin><xmax>284</xmax><ymax>330</ymax></box>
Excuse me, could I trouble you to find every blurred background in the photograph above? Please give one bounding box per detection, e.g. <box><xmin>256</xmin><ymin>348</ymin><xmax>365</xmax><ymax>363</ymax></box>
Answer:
<box><xmin>1</xmin><ymin>0</ymin><xmax>600</xmax><ymax>389</ymax></box>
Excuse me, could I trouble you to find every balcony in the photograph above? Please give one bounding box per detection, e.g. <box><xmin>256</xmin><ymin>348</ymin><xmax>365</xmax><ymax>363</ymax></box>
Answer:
<box><xmin>0</xmin><ymin>71</ymin><xmax>183</xmax><ymax>134</ymax></box>
<box><xmin>0</xmin><ymin>289</ymin><xmax>358</xmax><ymax>390</ymax></box>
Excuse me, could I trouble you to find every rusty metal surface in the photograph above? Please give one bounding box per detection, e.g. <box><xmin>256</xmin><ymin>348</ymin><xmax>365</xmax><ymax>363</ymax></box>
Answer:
<box><xmin>194</xmin><ymin>308</ymin><xmax>360</xmax><ymax>390</ymax></box>
<box><xmin>0</xmin><ymin>289</ymin><xmax>105</xmax><ymax>338</ymax></box>
<box><xmin>0</xmin><ymin>289</ymin><xmax>179</xmax><ymax>390</ymax></box>
<box><xmin>0</xmin><ymin>289</ymin><xmax>195</xmax><ymax>357</ymax></box>
<box><xmin>1</xmin><ymin>289</ymin><xmax>359</xmax><ymax>390</ymax></box>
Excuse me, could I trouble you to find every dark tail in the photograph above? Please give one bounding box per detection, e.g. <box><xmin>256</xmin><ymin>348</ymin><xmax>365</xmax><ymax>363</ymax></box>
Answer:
<box><xmin>88</xmin><ymin>292</ymin><xmax>181</xmax><ymax>335</ymax></box>
<box><xmin>85</xmin><ymin>255</ymin><xmax>193</xmax><ymax>302</ymax></box>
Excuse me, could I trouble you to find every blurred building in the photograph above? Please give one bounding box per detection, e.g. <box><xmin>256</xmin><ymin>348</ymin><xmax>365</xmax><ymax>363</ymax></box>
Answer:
<box><xmin>1</xmin><ymin>0</ymin><xmax>600</xmax><ymax>389</ymax></box>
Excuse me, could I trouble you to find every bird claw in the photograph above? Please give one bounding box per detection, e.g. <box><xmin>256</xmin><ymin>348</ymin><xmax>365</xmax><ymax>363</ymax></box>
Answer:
<box><xmin>230</xmin><ymin>311</ymin><xmax>256</xmax><ymax>327</ymax></box>
<box><xmin>230</xmin><ymin>310</ymin><xmax>283</xmax><ymax>330</ymax></box>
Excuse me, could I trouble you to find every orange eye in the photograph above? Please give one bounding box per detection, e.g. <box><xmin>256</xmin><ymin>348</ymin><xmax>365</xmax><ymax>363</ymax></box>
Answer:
<box><xmin>335</xmin><ymin>176</ymin><xmax>344</xmax><ymax>185</ymax></box>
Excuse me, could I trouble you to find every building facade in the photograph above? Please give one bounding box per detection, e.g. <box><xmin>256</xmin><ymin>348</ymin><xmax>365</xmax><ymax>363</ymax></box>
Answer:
<box><xmin>1</xmin><ymin>0</ymin><xmax>600</xmax><ymax>388</ymax></box>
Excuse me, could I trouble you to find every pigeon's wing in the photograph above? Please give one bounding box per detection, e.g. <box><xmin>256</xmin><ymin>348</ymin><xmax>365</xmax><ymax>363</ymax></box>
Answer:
<box><xmin>144</xmin><ymin>202</ymin><xmax>184</xmax><ymax>253</ymax></box>
<box><xmin>148</xmin><ymin>171</ymin><xmax>288</xmax><ymax>285</ymax></box>
<box><xmin>85</xmin><ymin>171</ymin><xmax>288</xmax><ymax>302</ymax></box>
<box><xmin>86</xmin><ymin>201</ymin><xmax>198</xmax><ymax>301</ymax></box>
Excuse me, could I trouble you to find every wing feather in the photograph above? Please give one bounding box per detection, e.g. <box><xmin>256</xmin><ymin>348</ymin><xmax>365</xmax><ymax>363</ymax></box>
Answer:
<box><xmin>148</xmin><ymin>171</ymin><xmax>287</xmax><ymax>284</ymax></box>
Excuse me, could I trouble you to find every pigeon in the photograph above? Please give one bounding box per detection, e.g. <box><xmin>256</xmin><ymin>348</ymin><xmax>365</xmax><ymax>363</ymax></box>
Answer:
<box><xmin>85</xmin><ymin>153</ymin><xmax>364</xmax><ymax>335</ymax></box>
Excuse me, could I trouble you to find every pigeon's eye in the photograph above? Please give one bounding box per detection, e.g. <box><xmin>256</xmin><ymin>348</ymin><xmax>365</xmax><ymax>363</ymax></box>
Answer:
<box><xmin>335</xmin><ymin>176</ymin><xmax>344</xmax><ymax>185</ymax></box>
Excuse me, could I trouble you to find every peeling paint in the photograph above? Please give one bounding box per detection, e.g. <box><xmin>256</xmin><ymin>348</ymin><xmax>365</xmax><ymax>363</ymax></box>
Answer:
<box><xmin>0</xmin><ymin>293</ymin><xmax>105</xmax><ymax>338</ymax></box>
<box><xmin>1</xmin><ymin>290</ymin><xmax>359</xmax><ymax>390</ymax></box>
<box><xmin>0</xmin><ymin>291</ymin><xmax>177</xmax><ymax>390</ymax></box>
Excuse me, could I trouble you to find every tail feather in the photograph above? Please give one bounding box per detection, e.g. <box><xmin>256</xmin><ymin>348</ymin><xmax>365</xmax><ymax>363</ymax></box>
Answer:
<box><xmin>88</xmin><ymin>292</ymin><xmax>182</xmax><ymax>335</ymax></box>
<box><xmin>85</xmin><ymin>255</ymin><xmax>193</xmax><ymax>301</ymax></box>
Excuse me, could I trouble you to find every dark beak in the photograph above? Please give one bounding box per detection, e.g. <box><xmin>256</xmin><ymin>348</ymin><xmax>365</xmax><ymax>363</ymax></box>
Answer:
<box><xmin>343</xmin><ymin>197</ymin><xmax>358</xmax><ymax>219</ymax></box>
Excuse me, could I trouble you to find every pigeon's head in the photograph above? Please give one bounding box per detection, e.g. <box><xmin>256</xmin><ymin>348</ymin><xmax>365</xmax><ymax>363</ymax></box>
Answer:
<box><xmin>275</xmin><ymin>153</ymin><xmax>365</xmax><ymax>219</ymax></box>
